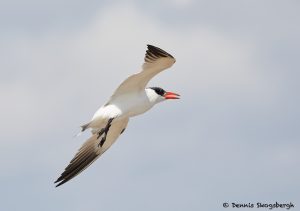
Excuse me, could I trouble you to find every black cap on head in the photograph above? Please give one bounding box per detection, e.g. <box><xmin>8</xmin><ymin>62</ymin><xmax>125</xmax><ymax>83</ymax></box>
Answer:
<box><xmin>149</xmin><ymin>87</ymin><xmax>166</xmax><ymax>96</ymax></box>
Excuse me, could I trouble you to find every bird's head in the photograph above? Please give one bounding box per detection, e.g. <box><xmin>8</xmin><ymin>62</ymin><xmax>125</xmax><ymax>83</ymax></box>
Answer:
<box><xmin>147</xmin><ymin>87</ymin><xmax>180</xmax><ymax>104</ymax></box>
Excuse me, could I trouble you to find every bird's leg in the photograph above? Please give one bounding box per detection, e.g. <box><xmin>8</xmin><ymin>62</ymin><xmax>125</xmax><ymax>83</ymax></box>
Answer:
<box><xmin>97</xmin><ymin>128</ymin><xmax>105</xmax><ymax>139</ymax></box>
<box><xmin>97</xmin><ymin>118</ymin><xmax>114</xmax><ymax>147</ymax></box>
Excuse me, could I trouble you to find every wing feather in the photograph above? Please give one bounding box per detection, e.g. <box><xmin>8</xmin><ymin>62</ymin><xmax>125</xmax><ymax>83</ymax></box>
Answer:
<box><xmin>110</xmin><ymin>45</ymin><xmax>176</xmax><ymax>100</ymax></box>
<box><xmin>55</xmin><ymin>118</ymin><xmax>129</xmax><ymax>187</ymax></box>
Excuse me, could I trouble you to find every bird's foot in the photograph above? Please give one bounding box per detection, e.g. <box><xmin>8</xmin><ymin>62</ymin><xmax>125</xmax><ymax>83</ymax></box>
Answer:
<box><xmin>97</xmin><ymin>128</ymin><xmax>105</xmax><ymax>139</ymax></box>
<box><xmin>97</xmin><ymin>118</ymin><xmax>114</xmax><ymax>147</ymax></box>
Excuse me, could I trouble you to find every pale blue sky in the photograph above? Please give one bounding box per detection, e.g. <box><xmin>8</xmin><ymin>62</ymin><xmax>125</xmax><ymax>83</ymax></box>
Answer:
<box><xmin>1</xmin><ymin>1</ymin><xmax>299</xmax><ymax>210</ymax></box>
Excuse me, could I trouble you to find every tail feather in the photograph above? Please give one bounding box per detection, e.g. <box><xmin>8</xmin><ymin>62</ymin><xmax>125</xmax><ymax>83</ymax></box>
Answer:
<box><xmin>73</xmin><ymin>122</ymin><xmax>91</xmax><ymax>138</ymax></box>
<box><xmin>81</xmin><ymin>122</ymin><xmax>90</xmax><ymax>132</ymax></box>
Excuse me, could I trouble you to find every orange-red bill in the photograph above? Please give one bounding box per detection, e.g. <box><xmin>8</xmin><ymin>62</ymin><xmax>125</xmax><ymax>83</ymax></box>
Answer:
<box><xmin>164</xmin><ymin>91</ymin><xmax>180</xmax><ymax>99</ymax></box>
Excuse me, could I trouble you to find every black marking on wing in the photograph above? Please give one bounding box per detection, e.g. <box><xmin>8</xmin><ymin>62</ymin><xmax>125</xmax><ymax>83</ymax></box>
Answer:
<box><xmin>120</xmin><ymin>128</ymin><xmax>126</xmax><ymax>134</ymax></box>
<box><xmin>145</xmin><ymin>45</ymin><xmax>174</xmax><ymax>63</ymax></box>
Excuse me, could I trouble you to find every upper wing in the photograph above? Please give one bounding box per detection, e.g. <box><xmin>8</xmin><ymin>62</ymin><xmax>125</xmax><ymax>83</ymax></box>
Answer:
<box><xmin>54</xmin><ymin>118</ymin><xmax>129</xmax><ymax>187</ymax></box>
<box><xmin>110</xmin><ymin>45</ymin><xmax>176</xmax><ymax>100</ymax></box>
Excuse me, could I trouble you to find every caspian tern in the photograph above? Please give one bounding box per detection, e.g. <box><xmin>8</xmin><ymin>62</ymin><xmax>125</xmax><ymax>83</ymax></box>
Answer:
<box><xmin>55</xmin><ymin>45</ymin><xmax>179</xmax><ymax>187</ymax></box>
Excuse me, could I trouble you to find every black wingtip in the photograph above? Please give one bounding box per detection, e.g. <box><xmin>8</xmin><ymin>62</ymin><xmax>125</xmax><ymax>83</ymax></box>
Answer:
<box><xmin>55</xmin><ymin>180</ymin><xmax>65</xmax><ymax>188</ymax></box>
<box><xmin>146</xmin><ymin>44</ymin><xmax>174</xmax><ymax>59</ymax></box>
<box><xmin>54</xmin><ymin>178</ymin><xmax>63</xmax><ymax>187</ymax></box>
<box><xmin>54</xmin><ymin>176</ymin><xmax>69</xmax><ymax>187</ymax></box>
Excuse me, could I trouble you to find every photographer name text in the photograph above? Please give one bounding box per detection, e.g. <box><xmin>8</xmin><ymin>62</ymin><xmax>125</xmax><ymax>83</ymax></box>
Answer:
<box><xmin>223</xmin><ymin>202</ymin><xmax>294</xmax><ymax>209</ymax></box>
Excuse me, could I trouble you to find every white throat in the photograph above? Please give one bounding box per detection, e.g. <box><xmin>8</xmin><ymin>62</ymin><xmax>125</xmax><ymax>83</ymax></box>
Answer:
<box><xmin>145</xmin><ymin>88</ymin><xmax>165</xmax><ymax>105</ymax></box>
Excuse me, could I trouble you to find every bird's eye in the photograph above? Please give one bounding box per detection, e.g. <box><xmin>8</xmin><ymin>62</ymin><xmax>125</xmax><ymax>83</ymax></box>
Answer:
<box><xmin>150</xmin><ymin>87</ymin><xmax>165</xmax><ymax>96</ymax></box>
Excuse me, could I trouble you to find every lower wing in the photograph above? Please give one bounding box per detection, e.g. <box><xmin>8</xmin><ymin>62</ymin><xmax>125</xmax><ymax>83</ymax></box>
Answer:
<box><xmin>54</xmin><ymin>118</ymin><xmax>129</xmax><ymax>187</ymax></box>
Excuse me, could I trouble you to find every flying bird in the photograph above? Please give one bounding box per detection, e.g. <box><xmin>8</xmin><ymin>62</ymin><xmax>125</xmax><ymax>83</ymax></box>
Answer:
<box><xmin>55</xmin><ymin>45</ymin><xmax>179</xmax><ymax>187</ymax></box>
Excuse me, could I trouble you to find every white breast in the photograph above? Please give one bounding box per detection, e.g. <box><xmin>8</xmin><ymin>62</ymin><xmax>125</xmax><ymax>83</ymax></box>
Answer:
<box><xmin>112</xmin><ymin>91</ymin><xmax>155</xmax><ymax>118</ymax></box>
<box><xmin>89</xmin><ymin>89</ymin><xmax>158</xmax><ymax>131</ymax></box>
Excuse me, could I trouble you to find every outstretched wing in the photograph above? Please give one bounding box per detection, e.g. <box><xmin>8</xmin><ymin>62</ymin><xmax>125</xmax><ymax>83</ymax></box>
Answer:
<box><xmin>55</xmin><ymin>118</ymin><xmax>129</xmax><ymax>187</ymax></box>
<box><xmin>110</xmin><ymin>45</ymin><xmax>176</xmax><ymax>100</ymax></box>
